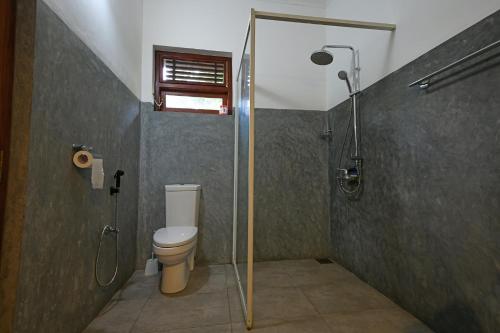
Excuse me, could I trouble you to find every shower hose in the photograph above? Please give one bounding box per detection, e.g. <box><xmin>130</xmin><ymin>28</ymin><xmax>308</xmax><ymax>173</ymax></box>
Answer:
<box><xmin>337</xmin><ymin>97</ymin><xmax>363</xmax><ymax>198</ymax></box>
<box><xmin>95</xmin><ymin>194</ymin><xmax>119</xmax><ymax>287</ymax></box>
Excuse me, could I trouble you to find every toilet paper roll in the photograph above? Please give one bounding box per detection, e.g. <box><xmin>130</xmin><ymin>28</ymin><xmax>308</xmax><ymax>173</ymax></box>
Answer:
<box><xmin>72</xmin><ymin>150</ymin><xmax>93</xmax><ymax>168</ymax></box>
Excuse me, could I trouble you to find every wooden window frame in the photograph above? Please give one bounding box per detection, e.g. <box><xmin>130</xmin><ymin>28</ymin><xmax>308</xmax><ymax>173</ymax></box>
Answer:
<box><xmin>154</xmin><ymin>50</ymin><xmax>232</xmax><ymax>115</ymax></box>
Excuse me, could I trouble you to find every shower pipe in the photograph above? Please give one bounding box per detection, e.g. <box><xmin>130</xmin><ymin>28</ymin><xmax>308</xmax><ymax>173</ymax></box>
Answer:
<box><xmin>310</xmin><ymin>45</ymin><xmax>363</xmax><ymax>198</ymax></box>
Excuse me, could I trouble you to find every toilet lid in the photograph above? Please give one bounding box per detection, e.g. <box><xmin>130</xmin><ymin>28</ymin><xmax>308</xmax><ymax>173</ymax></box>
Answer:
<box><xmin>153</xmin><ymin>226</ymin><xmax>197</xmax><ymax>248</ymax></box>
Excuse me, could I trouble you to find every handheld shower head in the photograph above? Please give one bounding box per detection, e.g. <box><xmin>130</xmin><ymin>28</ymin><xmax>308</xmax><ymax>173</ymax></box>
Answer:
<box><xmin>338</xmin><ymin>70</ymin><xmax>353</xmax><ymax>94</ymax></box>
<box><xmin>338</xmin><ymin>70</ymin><xmax>348</xmax><ymax>80</ymax></box>
<box><xmin>310</xmin><ymin>49</ymin><xmax>334</xmax><ymax>65</ymax></box>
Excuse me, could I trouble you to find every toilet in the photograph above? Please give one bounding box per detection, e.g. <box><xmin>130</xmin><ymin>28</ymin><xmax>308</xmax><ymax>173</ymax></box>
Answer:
<box><xmin>153</xmin><ymin>184</ymin><xmax>201</xmax><ymax>293</ymax></box>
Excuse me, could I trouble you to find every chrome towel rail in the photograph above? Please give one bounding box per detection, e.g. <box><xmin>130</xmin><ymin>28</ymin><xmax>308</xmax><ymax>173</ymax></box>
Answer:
<box><xmin>409</xmin><ymin>40</ymin><xmax>500</xmax><ymax>89</ymax></box>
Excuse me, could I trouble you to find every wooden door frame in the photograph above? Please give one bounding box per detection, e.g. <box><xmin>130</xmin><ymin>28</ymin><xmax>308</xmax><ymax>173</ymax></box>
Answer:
<box><xmin>0</xmin><ymin>0</ymin><xmax>16</xmax><ymax>259</ymax></box>
<box><xmin>0</xmin><ymin>0</ymin><xmax>36</xmax><ymax>332</ymax></box>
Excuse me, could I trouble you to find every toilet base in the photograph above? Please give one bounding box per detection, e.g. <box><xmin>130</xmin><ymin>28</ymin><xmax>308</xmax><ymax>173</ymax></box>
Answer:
<box><xmin>160</xmin><ymin>260</ymin><xmax>190</xmax><ymax>293</ymax></box>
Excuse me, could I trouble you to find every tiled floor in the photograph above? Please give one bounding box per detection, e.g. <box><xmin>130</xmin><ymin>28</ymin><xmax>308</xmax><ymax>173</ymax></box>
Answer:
<box><xmin>84</xmin><ymin>259</ymin><xmax>434</xmax><ymax>333</ymax></box>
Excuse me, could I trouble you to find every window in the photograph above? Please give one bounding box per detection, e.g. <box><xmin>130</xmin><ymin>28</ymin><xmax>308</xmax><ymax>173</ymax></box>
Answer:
<box><xmin>154</xmin><ymin>50</ymin><xmax>232</xmax><ymax>114</ymax></box>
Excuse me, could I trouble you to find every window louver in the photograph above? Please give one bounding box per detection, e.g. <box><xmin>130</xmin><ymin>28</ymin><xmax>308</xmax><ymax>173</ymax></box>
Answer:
<box><xmin>163</xmin><ymin>58</ymin><xmax>226</xmax><ymax>85</ymax></box>
<box><xmin>154</xmin><ymin>50</ymin><xmax>232</xmax><ymax>114</ymax></box>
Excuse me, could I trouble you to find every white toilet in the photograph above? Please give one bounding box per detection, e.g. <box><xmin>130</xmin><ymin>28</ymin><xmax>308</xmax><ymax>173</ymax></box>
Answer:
<box><xmin>153</xmin><ymin>184</ymin><xmax>201</xmax><ymax>293</ymax></box>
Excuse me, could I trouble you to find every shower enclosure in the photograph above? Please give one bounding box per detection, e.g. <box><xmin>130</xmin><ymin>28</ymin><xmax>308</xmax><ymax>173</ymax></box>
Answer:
<box><xmin>232</xmin><ymin>9</ymin><xmax>395</xmax><ymax>329</ymax></box>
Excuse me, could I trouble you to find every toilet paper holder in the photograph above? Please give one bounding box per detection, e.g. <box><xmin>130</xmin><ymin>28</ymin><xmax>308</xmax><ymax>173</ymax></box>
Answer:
<box><xmin>72</xmin><ymin>144</ymin><xmax>93</xmax><ymax>153</ymax></box>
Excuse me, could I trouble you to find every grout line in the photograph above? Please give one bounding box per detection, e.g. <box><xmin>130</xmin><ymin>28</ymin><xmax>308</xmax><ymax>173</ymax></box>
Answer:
<box><xmin>290</xmin><ymin>264</ymin><xmax>337</xmax><ymax>333</ymax></box>
<box><xmin>138</xmin><ymin>266</ymin><xmax>232</xmax><ymax>333</ymax></box>
<box><xmin>227</xmin><ymin>287</ymin><xmax>235</xmax><ymax>332</ymax></box>
<box><xmin>127</xmin><ymin>274</ymin><xmax>158</xmax><ymax>333</ymax></box>
<box><xmin>225</xmin><ymin>265</ymin><xmax>233</xmax><ymax>325</ymax></box>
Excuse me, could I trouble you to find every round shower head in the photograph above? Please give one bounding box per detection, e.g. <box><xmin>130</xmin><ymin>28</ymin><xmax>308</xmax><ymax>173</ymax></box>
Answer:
<box><xmin>310</xmin><ymin>49</ymin><xmax>334</xmax><ymax>65</ymax></box>
<box><xmin>338</xmin><ymin>70</ymin><xmax>348</xmax><ymax>80</ymax></box>
<box><xmin>337</xmin><ymin>70</ymin><xmax>353</xmax><ymax>94</ymax></box>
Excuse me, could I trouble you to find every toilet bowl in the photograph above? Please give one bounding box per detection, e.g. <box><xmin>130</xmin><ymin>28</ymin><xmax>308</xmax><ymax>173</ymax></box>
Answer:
<box><xmin>153</xmin><ymin>184</ymin><xmax>201</xmax><ymax>293</ymax></box>
<box><xmin>153</xmin><ymin>226</ymin><xmax>198</xmax><ymax>293</ymax></box>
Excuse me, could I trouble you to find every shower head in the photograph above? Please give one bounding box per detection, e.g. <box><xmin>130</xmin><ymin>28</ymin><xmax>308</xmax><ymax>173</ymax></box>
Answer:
<box><xmin>311</xmin><ymin>44</ymin><xmax>355</xmax><ymax>66</ymax></box>
<box><xmin>338</xmin><ymin>70</ymin><xmax>348</xmax><ymax>80</ymax></box>
<box><xmin>338</xmin><ymin>70</ymin><xmax>353</xmax><ymax>94</ymax></box>
<box><xmin>310</xmin><ymin>49</ymin><xmax>334</xmax><ymax>65</ymax></box>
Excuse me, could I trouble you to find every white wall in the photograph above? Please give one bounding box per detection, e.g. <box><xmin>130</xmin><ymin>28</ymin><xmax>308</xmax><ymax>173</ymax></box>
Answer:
<box><xmin>141</xmin><ymin>0</ymin><xmax>328</xmax><ymax>110</ymax></box>
<box><xmin>42</xmin><ymin>0</ymin><xmax>500</xmax><ymax>108</ymax></box>
<box><xmin>42</xmin><ymin>0</ymin><xmax>143</xmax><ymax>98</ymax></box>
<box><xmin>325</xmin><ymin>0</ymin><xmax>500</xmax><ymax>108</ymax></box>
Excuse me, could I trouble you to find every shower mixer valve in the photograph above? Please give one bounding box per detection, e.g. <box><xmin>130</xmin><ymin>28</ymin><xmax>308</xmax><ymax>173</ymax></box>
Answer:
<box><xmin>337</xmin><ymin>166</ymin><xmax>359</xmax><ymax>181</ymax></box>
<box><xmin>337</xmin><ymin>157</ymin><xmax>363</xmax><ymax>186</ymax></box>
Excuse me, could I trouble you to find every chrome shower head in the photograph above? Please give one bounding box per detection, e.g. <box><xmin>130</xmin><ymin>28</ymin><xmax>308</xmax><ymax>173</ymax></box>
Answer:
<box><xmin>338</xmin><ymin>70</ymin><xmax>353</xmax><ymax>94</ymax></box>
<box><xmin>310</xmin><ymin>49</ymin><xmax>334</xmax><ymax>65</ymax></box>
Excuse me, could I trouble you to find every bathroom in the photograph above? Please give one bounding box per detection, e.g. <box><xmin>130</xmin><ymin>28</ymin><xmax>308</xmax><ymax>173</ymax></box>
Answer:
<box><xmin>0</xmin><ymin>0</ymin><xmax>499</xmax><ymax>332</ymax></box>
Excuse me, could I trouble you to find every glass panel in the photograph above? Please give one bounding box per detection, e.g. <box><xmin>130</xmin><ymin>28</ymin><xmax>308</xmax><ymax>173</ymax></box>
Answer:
<box><xmin>233</xmin><ymin>21</ymin><xmax>252</xmax><ymax>327</ymax></box>
<box><xmin>164</xmin><ymin>94</ymin><xmax>223</xmax><ymax>110</ymax></box>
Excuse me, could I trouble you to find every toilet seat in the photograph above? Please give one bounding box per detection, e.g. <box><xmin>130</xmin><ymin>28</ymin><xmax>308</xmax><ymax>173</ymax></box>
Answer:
<box><xmin>153</xmin><ymin>226</ymin><xmax>197</xmax><ymax>248</ymax></box>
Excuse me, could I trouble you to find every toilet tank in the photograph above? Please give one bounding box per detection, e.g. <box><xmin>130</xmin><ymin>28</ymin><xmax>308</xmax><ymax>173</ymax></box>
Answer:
<box><xmin>165</xmin><ymin>184</ymin><xmax>201</xmax><ymax>227</ymax></box>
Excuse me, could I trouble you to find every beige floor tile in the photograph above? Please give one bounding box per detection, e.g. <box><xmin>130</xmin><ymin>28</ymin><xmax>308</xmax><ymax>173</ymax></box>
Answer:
<box><xmin>301</xmin><ymin>279</ymin><xmax>395</xmax><ymax>314</ymax></box>
<box><xmin>172</xmin><ymin>265</ymin><xmax>227</xmax><ymax>295</ymax></box>
<box><xmin>225</xmin><ymin>264</ymin><xmax>236</xmax><ymax>287</ymax></box>
<box><xmin>323</xmin><ymin>309</ymin><xmax>398</xmax><ymax>333</ymax></box>
<box><xmin>229</xmin><ymin>284</ymin><xmax>319</xmax><ymax>325</ymax></box>
<box><xmin>232</xmin><ymin>316</ymin><xmax>332</xmax><ymax>333</ymax></box>
<box><xmin>132</xmin><ymin>290</ymin><xmax>230</xmax><ymax>332</ymax></box>
<box><xmin>112</xmin><ymin>275</ymin><xmax>159</xmax><ymax>301</ymax></box>
<box><xmin>128</xmin><ymin>270</ymin><xmax>161</xmax><ymax>284</ymax></box>
<box><xmin>228</xmin><ymin>287</ymin><xmax>245</xmax><ymax>323</ymax></box>
<box><xmin>272</xmin><ymin>259</ymin><xmax>320</xmax><ymax>271</ymax></box>
<box><xmin>83</xmin><ymin>299</ymin><xmax>147</xmax><ymax>333</ymax></box>
<box><xmin>86</xmin><ymin>264</ymin><xmax>432</xmax><ymax>333</ymax></box>
<box><xmin>253</xmin><ymin>262</ymin><xmax>295</xmax><ymax>289</ymax></box>
<box><xmin>323</xmin><ymin>308</ymin><xmax>433</xmax><ymax>333</ymax></box>
<box><xmin>137</xmin><ymin>323</ymin><xmax>232</xmax><ymax>333</ymax></box>
<box><xmin>253</xmin><ymin>287</ymin><xmax>318</xmax><ymax>322</ymax></box>
<box><xmin>288</xmin><ymin>262</ymin><xmax>359</xmax><ymax>287</ymax></box>
<box><xmin>168</xmin><ymin>324</ymin><xmax>232</xmax><ymax>333</ymax></box>
<box><xmin>382</xmin><ymin>307</ymin><xmax>434</xmax><ymax>333</ymax></box>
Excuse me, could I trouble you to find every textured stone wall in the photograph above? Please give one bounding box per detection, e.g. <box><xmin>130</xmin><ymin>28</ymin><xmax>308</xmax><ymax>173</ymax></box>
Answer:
<box><xmin>137</xmin><ymin>107</ymin><xmax>331</xmax><ymax>266</ymax></box>
<box><xmin>329</xmin><ymin>10</ymin><xmax>500</xmax><ymax>333</ymax></box>
<box><xmin>254</xmin><ymin>109</ymin><xmax>330</xmax><ymax>261</ymax></box>
<box><xmin>13</xmin><ymin>2</ymin><xmax>140</xmax><ymax>332</ymax></box>
<box><xmin>137</xmin><ymin>104</ymin><xmax>235</xmax><ymax>266</ymax></box>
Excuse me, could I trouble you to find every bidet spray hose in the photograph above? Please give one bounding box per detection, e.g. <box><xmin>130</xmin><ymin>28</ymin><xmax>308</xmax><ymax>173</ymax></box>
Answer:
<box><xmin>95</xmin><ymin>194</ymin><xmax>119</xmax><ymax>287</ymax></box>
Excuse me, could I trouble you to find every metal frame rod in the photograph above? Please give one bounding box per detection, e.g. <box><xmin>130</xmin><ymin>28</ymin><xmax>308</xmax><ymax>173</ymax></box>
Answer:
<box><xmin>409</xmin><ymin>40</ymin><xmax>500</xmax><ymax>88</ymax></box>
<box><xmin>254</xmin><ymin>10</ymin><xmax>396</xmax><ymax>31</ymax></box>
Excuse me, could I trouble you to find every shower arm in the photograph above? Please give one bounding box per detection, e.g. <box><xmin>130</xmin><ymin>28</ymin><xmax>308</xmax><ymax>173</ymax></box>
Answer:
<box><xmin>321</xmin><ymin>45</ymin><xmax>360</xmax><ymax>92</ymax></box>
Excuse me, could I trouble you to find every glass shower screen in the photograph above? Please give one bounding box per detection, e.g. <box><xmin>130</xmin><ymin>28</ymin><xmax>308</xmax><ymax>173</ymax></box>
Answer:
<box><xmin>232</xmin><ymin>16</ymin><xmax>254</xmax><ymax>329</ymax></box>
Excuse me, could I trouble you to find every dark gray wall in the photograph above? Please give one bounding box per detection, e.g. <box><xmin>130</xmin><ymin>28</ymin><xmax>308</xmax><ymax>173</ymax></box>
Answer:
<box><xmin>14</xmin><ymin>2</ymin><xmax>140</xmax><ymax>333</ymax></box>
<box><xmin>255</xmin><ymin>109</ymin><xmax>330</xmax><ymax>261</ymax></box>
<box><xmin>137</xmin><ymin>103</ymin><xmax>235</xmax><ymax>266</ymax></box>
<box><xmin>137</xmin><ymin>107</ymin><xmax>331</xmax><ymax>266</ymax></box>
<box><xmin>329</xmin><ymin>10</ymin><xmax>500</xmax><ymax>333</ymax></box>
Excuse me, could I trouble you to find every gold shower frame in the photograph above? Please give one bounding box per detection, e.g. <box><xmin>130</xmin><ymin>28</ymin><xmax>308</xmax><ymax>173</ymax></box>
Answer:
<box><xmin>232</xmin><ymin>9</ymin><xmax>395</xmax><ymax>329</ymax></box>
